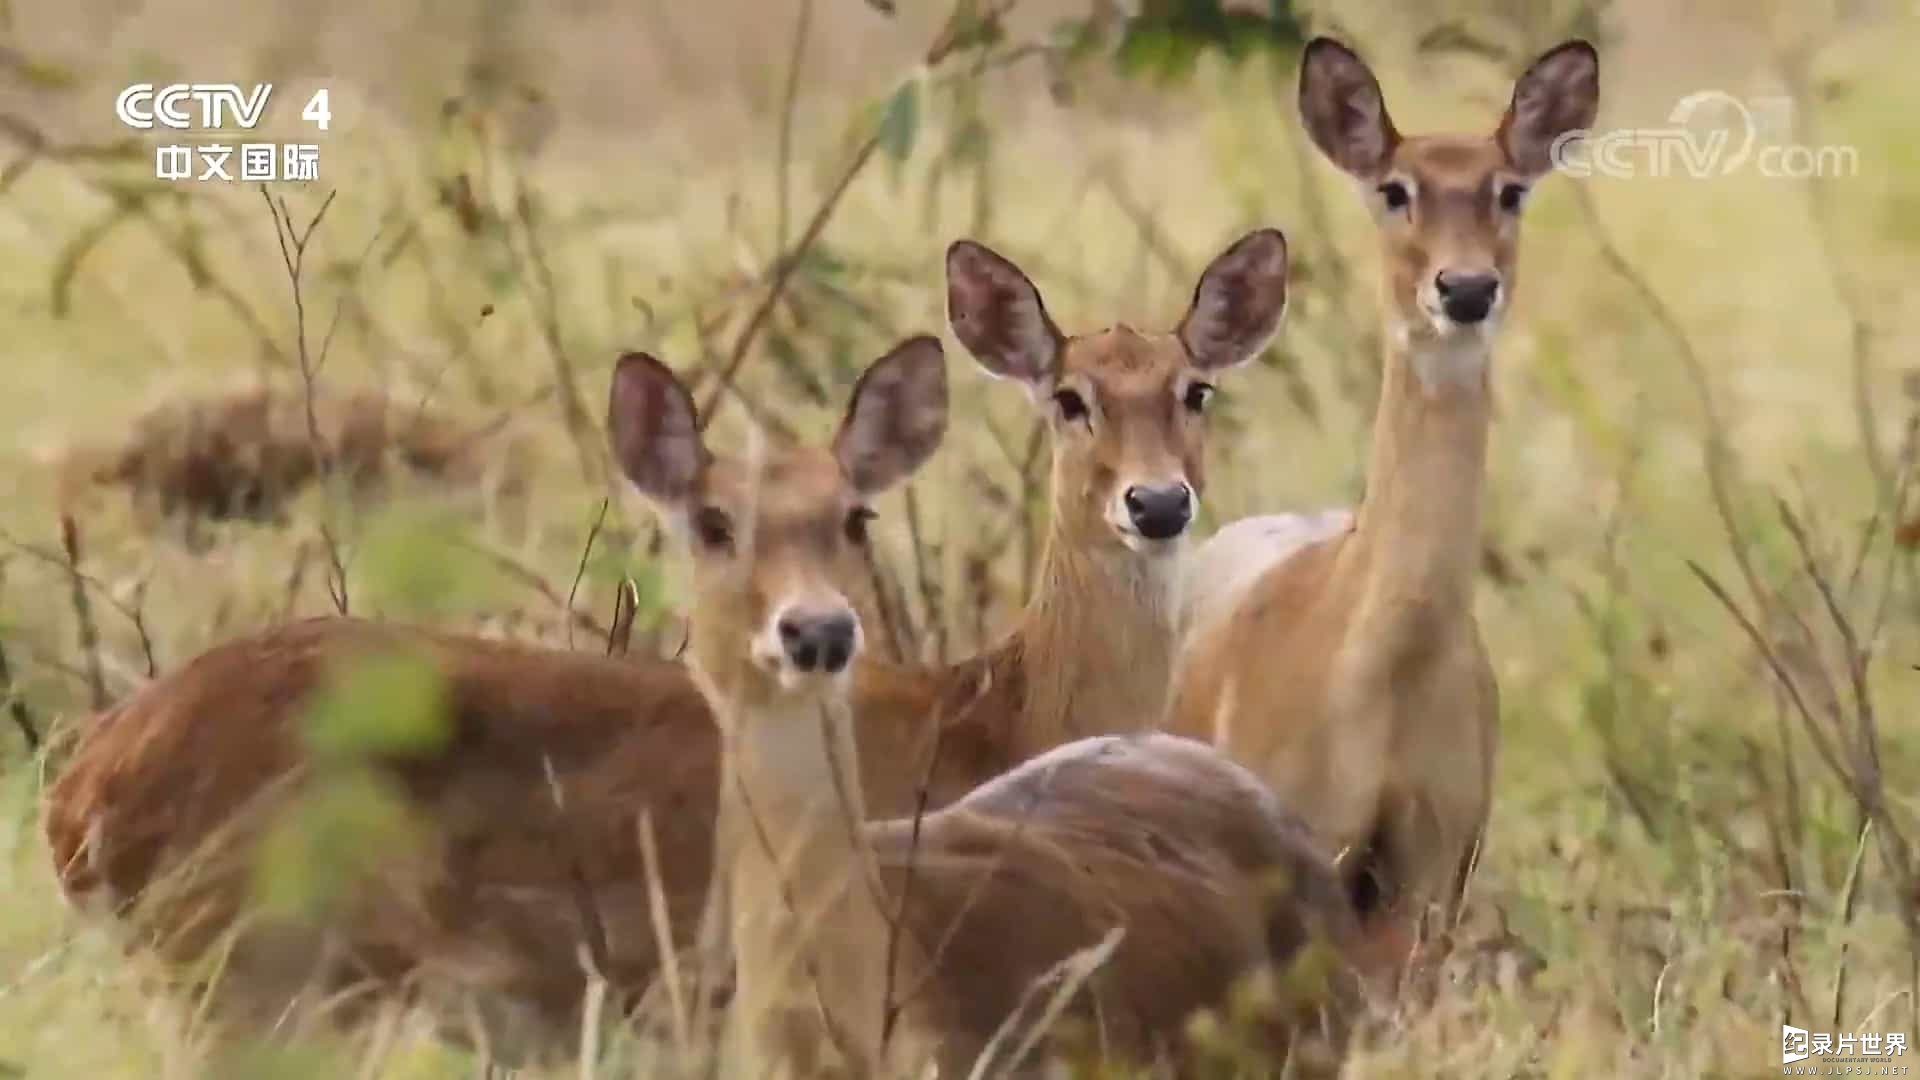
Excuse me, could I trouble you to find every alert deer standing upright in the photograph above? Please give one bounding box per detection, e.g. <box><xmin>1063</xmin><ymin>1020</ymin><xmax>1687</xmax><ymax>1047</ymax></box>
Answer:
<box><xmin>41</xmin><ymin>231</ymin><xmax>1288</xmax><ymax>1057</ymax></box>
<box><xmin>608</xmin><ymin>338</ymin><xmax>1370</xmax><ymax>1080</ymax></box>
<box><xmin>1169</xmin><ymin>38</ymin><xmax>1600</xmax><ymax>956</ymax></box>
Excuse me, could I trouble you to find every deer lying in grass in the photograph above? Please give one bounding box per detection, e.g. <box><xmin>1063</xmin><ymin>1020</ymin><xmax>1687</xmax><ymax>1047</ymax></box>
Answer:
<box><xmin>49</xmin><ymin>383</ymin><xmax>533</xmax><ymax>536</ymax></box>
<box><xmin>609</xmin><ymin>341</ymin><xmax>1371</xmax><ymax>1079</ymax></box>
<box><xmin>1170</xmin><ymin>38</ymin><xmax>1600</xmax><ymax>960</ymax></box>
<box><xmin>41</xmin><ymin>230</ymin><xmax>1288</xmax><ymax>1057</ymax></box>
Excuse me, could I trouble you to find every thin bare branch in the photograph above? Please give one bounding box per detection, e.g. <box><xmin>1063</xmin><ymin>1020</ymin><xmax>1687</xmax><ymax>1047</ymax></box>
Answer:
<box><xmin>262</xmin><ymin>185</ymin><xmax>351</xmax><ymax>615</ymax></box>
<box><xmin>904</xmin><ymin>485</ymin><xmax>945</xmax><ymax>665</ymax></box>
<box><xmin>698</xmin><ymin>0</ymin><xmax>1026</xmax><ymax>431</ymax></box>
<box><xmin>775</xmin><ymin>0</ymin><xmax>816</xmax><ymax>250</ymax></box>
<box><xmin>506</xmin><ymin>183</ymin><xmax>602</xmax><ymax>485</ymax></box>
<box><xmin>1686</xmin><ymin>561</ymin><xmax>1852</xmax><ymax>794</ymax></box>
<box><xmin>1573</xmin><ymin>184</ymin><xmax>1768</xmax><ymax>622</ymax></box>
<box><xmin>565</xmin><ymin>499</ymin><xmax>611</xmax><ymax>652</ymax></box>
<box><xmin>449</xmin><ymin>536</ymin><xmax>611</xmax><ymax>644</ymax></box>
<box><xmin>0</xmin><ymin>528</ymin><xmax>161</xmax><ymax>674</ymax></box>
<box><xmin>0</xmin><ymin>637</ymin><xmax>38</xmax><ymax>753</ymax></box>
<box><xmin>58</xmin><ymin>515</ymin><xmax>106</xmax><ymax>711</ymax></box>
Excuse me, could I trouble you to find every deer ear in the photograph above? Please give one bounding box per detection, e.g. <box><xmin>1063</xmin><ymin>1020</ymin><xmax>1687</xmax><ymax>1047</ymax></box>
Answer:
<box><xmin>834</xmin><ymin>335</ymin><xmax>949</xmax><ymax>497</ymax></box>
<box><xmin>1179</xmin><ymin>228</ymin><xmax>1289</xmax><ymax>372</ymax></box>
<box><xmin>608</xmin><ymin>352</ymin><xmax>706</xmax><ymax>507</ymax></box>
<box><xmin>1498</xmin><ymin>40</ymin><xmax>1600</xmax><ymax>178</ymax></box>
<box><xmin>1298</xmin><ymin>37</ymin><xmax>1399</xmax><ymax>181</ymax></box>
<box><xmin>945</xmin><ymin>240</ymin><xmax>1064</xmax><ymax>390</ymax></box>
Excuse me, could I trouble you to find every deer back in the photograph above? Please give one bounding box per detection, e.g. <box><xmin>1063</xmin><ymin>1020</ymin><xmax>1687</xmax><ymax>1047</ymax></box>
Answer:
<box><xmin>871</xmin><ymin>732</ymin><xmax>1372</xmax><ymax>1075</ymax></box>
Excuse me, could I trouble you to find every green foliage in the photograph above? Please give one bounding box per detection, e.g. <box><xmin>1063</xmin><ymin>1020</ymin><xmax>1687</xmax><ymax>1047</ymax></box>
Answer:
<box><xmin>300</xmin><ymin>648</ymin><xmax>452</xmax><ymax>762</ymax></box>
<box><xmin>256</xmin><ymin>647</ymin><xmax>449</xmax><ymax>920</ymax></box>
<box><xmin>1061</xmin><ymin>0</ymin><xmax>1306</xmax><ymax>87</ymax></box>
<box><xmin>878</xmin><ymin>78</ymin><xmax>923</xmax><ymax>182</ymax></box>
<box><xmin>354</xmin><ymin>503</ymin><xmax>495</xmax><ymax>620</ymax></box>
<box><xmin>250</xmin><ymin>766</ymin><xmax>425</xmax><ymax>924</ymax></box>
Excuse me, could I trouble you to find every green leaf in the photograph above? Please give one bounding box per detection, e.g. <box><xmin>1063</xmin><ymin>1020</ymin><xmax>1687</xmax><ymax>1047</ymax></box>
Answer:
<box><xmin>627</xmin><ymin>560</ymin><xmax>666</xmax><ymax>619</ymax></box>
<box><xmin>301</xmin><ymin>648</ymin><xmax>452</xmax><ymax>761</ymax></box>
<box><xmin>584</xmin><ymin>537</ymin><xmax>633</xmax><ymax>592</ymax></box>
<box><xmin>1097</xmin><ymin>3</ymin><xmax>1302</xmax><ymax>85</ymax></box>
<box><xmin>878</xmin><ymin>78</ymin><xmax>921</xmax><ymax>171</ymax></box>
<box><xmin>1116</xmin><ymin>22</ymin><xmax>1204</xmax><ymax>86</ymax></box>
<box><xmin>251</xmin><ymin>767</ymin><xmax>424</xmax><ymax>923</ymax></box>
<box><xmin>356</xmin><ymin>504</ymin><xmax>493</xmax><ymax>619</ymax></box>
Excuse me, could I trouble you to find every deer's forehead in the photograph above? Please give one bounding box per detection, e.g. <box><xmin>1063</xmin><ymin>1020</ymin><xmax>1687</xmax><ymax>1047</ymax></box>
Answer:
<box><xmin>1060</xmin><ymin>327</ymin><xmax>1188</xmax><ymax>398</ymax></box>
<box><xmin>702</xmin><ymin>450</ymin><xmax>852</xmax><ymax>523</ymax></box>
<box><xmin>1395</xmin><ymin>135</ymin><xmax>1507</xmax><ymax>190</ymax></box>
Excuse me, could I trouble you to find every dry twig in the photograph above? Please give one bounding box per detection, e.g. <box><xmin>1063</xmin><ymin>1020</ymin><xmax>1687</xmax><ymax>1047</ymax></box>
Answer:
<box><xmin>58</xmin><ymin>515</ymin><xmax>106</xmax><ymax>711</ymax></box>
<box><xmin>262</xmin><ymin>186</ymin><xmax>351</xmax><ymax>614</ymax></box>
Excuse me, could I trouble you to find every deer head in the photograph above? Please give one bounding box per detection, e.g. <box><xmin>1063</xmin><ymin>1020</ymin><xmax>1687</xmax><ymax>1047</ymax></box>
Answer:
<box><xmin>1298</xmin><ymin>37</ymin><xmax>1599</xmax><ymax>353</ymax></box>
<box><xmin>608</xmin><ymin>336</ymin><xmax>949</xmax><ymax>710</ymax></box>
<box><xmin>945</xmin><ymin>230</ymin><xmax>1289</xmax><ymax>557</ymax></box>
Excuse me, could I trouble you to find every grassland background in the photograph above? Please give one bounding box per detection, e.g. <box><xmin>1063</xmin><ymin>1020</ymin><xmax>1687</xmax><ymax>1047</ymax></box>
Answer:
<box><xmin>0</xmin><ymin>0</ymin><xmax>1917</xmax><ymax>1075</ymax></box>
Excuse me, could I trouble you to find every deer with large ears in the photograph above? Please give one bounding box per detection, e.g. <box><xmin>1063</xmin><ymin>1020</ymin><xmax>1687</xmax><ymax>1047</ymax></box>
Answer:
<box><xmin>610</xmin><ymin>338</ymin><xmax>1371</xmax><ymax>1079</ymax></box>
<box><xmin>40</xmin><ymin>231</ymin><xmax>1291</xmax><ymax>1058</ymax></box>
<box><xmin>916</xmin><ymin>228</ymin><xmax>1290</xmax><ymax>764</ymax></box>
<box><xmin>1170</xmin><ymin>38</ymin><xmax>1601</xmax><ymax>961</ymax></box>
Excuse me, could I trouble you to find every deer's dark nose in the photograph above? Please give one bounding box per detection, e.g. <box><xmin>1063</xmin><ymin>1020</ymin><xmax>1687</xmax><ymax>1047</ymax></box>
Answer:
<box><xmin>776</xmin><ymin>610</ymin><xmax>859</xmax><ymax>673</ymax></box>
<box><xmin>1434</xmin><ymin>270</ymin><xmax>1501</xmax><ymax>324</ymax></box>
<box><xmin>1123</xmin><ymin>483</ymin><xmax>1194</xmax><ymax>541</ymax></box>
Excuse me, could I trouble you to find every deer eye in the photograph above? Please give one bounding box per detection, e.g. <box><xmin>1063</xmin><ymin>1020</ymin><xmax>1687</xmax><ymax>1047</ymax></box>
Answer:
<box><xmin>1182</xmin><ymin>381</ymin><xmax>1215</xmax><ymax>414</ymax></box>
<box><xmin>1377</xmin><ymin>180</ymin><xmax>1411</xmax><ymax>212</ymax></box>
<box><xmin>693</xmin><ymin>506</ymin><xmax>734</xmax><ymax>552</ymax></box>
<box><xmin>1052</xmin><ymin>388</ymin><xmax>1090</xmax><ymax>423</ymax></box>
<box><xmin>1497</xmin><ymin>182</ymin><xmax>1529</xmax><ymax>214</ymax></box>
<box><xmin>844</xmin><ymin>506</ymin><xmax>876</xmax><ymax>546</ymax></box>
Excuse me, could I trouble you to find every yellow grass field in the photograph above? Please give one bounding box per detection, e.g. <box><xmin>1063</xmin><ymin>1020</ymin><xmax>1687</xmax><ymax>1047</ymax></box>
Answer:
<box><xmin>1</xmin><ymin>0</ymin><xmax>1917</xmax><ymax>1075</ymax></box>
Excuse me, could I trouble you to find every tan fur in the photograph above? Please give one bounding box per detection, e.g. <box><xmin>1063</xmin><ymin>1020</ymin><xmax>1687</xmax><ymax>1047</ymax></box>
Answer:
<box><xmin>874</xmin><ymin>329</ymin><xmax>1207</xmax><ymax>766</ymax></box>
<box><xmin>41</xmin><ymin>233</ymin><xmax>1274</xmax><ymax>1060</ymax></box>
<box><xmin>650</xmin><ymin>371</ymin><xmax>1374</xmax><ymax>1078</ymax></box>
<box><xmin>1168</xmin><ymin>38</ymin><xmax>1599</xmax><ymax>957</ymax></box>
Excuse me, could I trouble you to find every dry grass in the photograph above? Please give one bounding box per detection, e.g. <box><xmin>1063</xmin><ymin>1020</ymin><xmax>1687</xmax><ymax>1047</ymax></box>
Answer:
<box><xmin>2</xmin><ymin>0</ymin><xmax>1918</xmax><ymax>1075</ymax></box>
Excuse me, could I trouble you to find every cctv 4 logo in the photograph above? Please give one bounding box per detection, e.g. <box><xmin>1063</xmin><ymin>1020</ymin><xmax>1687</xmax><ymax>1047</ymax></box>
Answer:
<box><xmin>116</xmin><ymin>84</ymin><xmax>331</xmax><ymax>131</ymax></box>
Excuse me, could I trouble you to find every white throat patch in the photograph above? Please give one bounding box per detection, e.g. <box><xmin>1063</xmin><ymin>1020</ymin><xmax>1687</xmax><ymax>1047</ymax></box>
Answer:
<box><xmin>1396</xmin><ymin>321</ymin><xmax>1493</xmax><ymax>394</ymax></box>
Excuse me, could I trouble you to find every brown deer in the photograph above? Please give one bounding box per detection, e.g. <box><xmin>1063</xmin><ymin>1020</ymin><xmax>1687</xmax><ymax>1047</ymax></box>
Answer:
<box><xmin>891</xmin><ymin>229</ymin><xmax>1290</xmax><ymax>766</ymax></box>
<box><xmin>608</xmin><ymin>343</ymin><xmax>1370</xmax><ymax>1079</ymax></box>
<box><xmin>41</xmin><ymin>230</ymin><xmax>1289</xmax><ymax>1058</ymax></box>
<box><xmin>1168</xmin><ymin>38</ymin><xmax>1600</xmax><ymax>964</ymax></box>
<box><xmin>49</xmin><ymin>383</ymin><xmax>535</xmax><ymax>537</ymax></box>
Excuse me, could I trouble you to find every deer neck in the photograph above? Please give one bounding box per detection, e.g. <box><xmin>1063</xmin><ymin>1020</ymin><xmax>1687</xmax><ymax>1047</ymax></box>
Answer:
<box><xmin>1005</xmin><ymin>523</ymin><xmax>1181</xmax><ymax>757</ymax></box>
<box><xmin>1343</xmin><ymin>323</ymin><xmax>1493</xmax><ymax>646</ymax></box>
<box><xmin>693</xmin><ymin>667</ymin><xmax>896</xmax><ymax>1073</ymax></box>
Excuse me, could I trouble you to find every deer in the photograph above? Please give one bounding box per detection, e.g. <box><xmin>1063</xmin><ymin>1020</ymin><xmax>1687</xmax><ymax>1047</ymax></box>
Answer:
<box><xmin>608</xmin><ymin>339</ymin><xmax>1373</xmax><ymax>1079</ymax></box>
<box><xmin>47</xmin><ymin>382</ymin><xmax>535</xmax><ymax>542</ymax></box>
<box><xmin>41</xmin><ymin>229</ymin><xmax>1291</xmax><ymax>1059</ymax></box>
<box><xmin>1167</xmin><ymin>37</ymin><xmax>1601</xmax><ymax>971</ymax></box>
